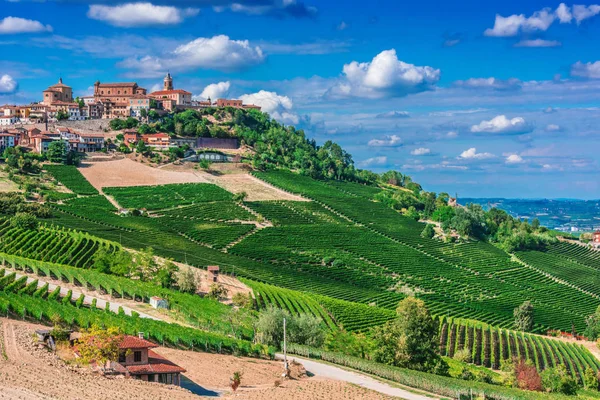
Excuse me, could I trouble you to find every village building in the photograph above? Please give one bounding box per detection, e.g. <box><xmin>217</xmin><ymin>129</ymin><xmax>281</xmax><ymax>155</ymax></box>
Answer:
<box><xmin>215</xmin><ymin>98</ymin><xmax>261</xmax><ymax>110</ymax></box>
<box><xmin>42</xmin><ymin>78</ymin><xmax>73</xmax><ymax>106</ymax></box>
<box><xmin>149</xmin><ymin>297</ymin><xmax>169</xmax><ymax>309</ymax></box>
<box><xmin>0</xmin><ymin>115</ymin><xmax>18</xmax><ymax>126</ymax></box>
<box><xmin>129</xmin><ymin>95</ymin><xmax>151</xmax><ymax>118</ymax></box>
<box><xmin>0</xmin><ymin>133</ymin><xmax>15</xmax><ymax>150</ymax></box>
<box><xmin>149</xmin><ymin>73</ymin><xmax>192</xmax><ymax>109</ymax></box>
<box><xmin>141</xmin><ymin>133</ymin><xmax>170</xmax><ymax>148</ymax></box>
<box><xmin>593</xmin><ymin>230</ymin><xmax>600</xmax><ymax>249</ymax></box>
<box><xmin>93</xmin><ymin>81</ymin><xmax>147</xmax><ymax>119</ymax></box>
<box><xmin>112</xmin><ymin>335</ymin><xmax>185</xmax><ymax>385</ymax></box>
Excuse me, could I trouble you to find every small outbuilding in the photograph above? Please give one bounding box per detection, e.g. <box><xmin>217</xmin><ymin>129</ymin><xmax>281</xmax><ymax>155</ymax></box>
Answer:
<box><xmin>207</xmin><ymin>265</ymin><xmax>220</xmax><ymax>282</ymax></box>
<box><xmin>149</xmin><ymin>296</ymin><xmax>169</xmax><ymax>309</ymax></box>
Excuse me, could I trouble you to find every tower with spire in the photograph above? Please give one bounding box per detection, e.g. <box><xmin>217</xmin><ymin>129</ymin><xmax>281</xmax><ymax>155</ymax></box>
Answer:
<box><xmin>164</xmin><ymin>72</ymin><xmax>173</xmax><ymax>91</ymax></box>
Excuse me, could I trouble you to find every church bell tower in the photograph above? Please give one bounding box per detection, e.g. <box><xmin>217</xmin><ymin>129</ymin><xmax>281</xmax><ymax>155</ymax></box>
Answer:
<box><xmin>164</xmin><ymin>72</ymin><xmax>173</xmax><ymax>91</ymax></box>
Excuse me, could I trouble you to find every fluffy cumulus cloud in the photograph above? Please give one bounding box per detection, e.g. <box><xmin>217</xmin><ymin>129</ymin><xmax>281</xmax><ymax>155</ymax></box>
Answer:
<box><xmin>484</xmin><ymin>4</ymin><xmax>600</xmax><ymax>39</ymax></box>
<box><xmin>326</xmin><ymin>49</ymin><xmax>440</xmax><ymax>99</ymax></box>
<box><xmin>239</xmin><ymin>90</ymin><xmax>298</xmax><ymax>124</ymax></box>
<box><xmin>453</xmin><ymin>77</ymin><xmax>522</xmax><ymax>91</ymax></box>
<box><xmin>196</xmin><ymin>81</ymin><xmax>231</xmax><ymax>100</ymax></box>
<box><xmin>545</xmin><ymin>124</ymin><xmax>561</xmax><ymax>131</ymax></box>
<box><xmin>0</xmin><ymin>74</ymin><xmax>18</xmax><ymax>94</ymax></box>
<box><xmin>505</xmin><ymin>154</ymin><xmax>524</xmax><ymax>164</ymax></box>
<box><xmin>358</xmin><ymin>156</ymin><xmax>388</xmax><ymax>168</ymax></box>
<box><xmin>514</xmin><ymin>39</ymin><xmax>561</xmax><ymax>47</ymax></box>
<box><xmin>571</xmin><ymin>61</ymin><xmax>600</xmax><ymax>79</ymax></box>
<box><xmin>484</xmin><ymin>8</ymin><xmax>555</xmax><ymax>37</ymax></box>
<box><xmin>87</xmin><ymin>3</ymin><xmax>199</xmax><ymax>27</ymax></box>
<box><xmin>470</xmin><ymin>115</ymin><xmax>532</xmax><ymax>135</ymax></box>
<box><xmin>411</xmin><ymin>147</ymin><xmax>431</xmax><ymax>156</ymax></box>
<box><xmin>214</xmin><ymin>0</ymin><xmax>317</xmax><ymax>18</ymax></box>
<box><xmin>0</xmin><ymin>17</ymin><xmax>52</xmax><ymax>34</ymax></box>
<box><xmin>367</xmin><ymin>135</ymin><xmax>402</xmax><ymax>147</ymax></box>
<box><xmin>459</xmin><ymin>148</ymin><xmax>495</xmax><ymax>160</ymax></box>
<box><xmin>119</xmin><ymin>35</ymin><xmax>265</xmax><ymax>77</ymax></box>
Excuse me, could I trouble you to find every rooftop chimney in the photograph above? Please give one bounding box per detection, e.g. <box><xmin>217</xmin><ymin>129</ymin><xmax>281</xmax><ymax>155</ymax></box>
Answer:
<box><xmin>138</xmin><ymin>332</ymin><xmax>144</xmax><ymax>339</ymax></box>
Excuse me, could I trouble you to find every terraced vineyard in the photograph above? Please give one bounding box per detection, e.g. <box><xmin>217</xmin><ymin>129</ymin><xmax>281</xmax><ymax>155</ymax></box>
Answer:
<box><xmin>0</xmin><ymin>252</ymin><xmax>251</xmax><ymax>337</ymax></box>
<box><xmin>0</xmin><ymin>219</ymin><xmax>117</xmax><ymax>268</ymax></box>
<box><xmin>438</xmin><ymin>316</ymin><xmax>600</xmax><ymax>383</ymax></box>
<box><xmin>242</xmin><ymin>280</ymin><xmax>338</xmax><ymax>330</ymax></box>
<box><xmin>104</xmin><ymin>183</ymin><xmax>233</xmax><ymax>210</ymax></box>
<box><xmin>36</xmin><ymin>167</ymin><xmax>600</xmax><ymax>334</ymax></box>
<box><xmin>45</xmin><ymin>165</ymin><xmax>99</xmax><ymax>195</ymax></box>
<box><xmin>0</xmin><ymin>269</ymin><xmax>270</xmax><ymax>357</ymax></box>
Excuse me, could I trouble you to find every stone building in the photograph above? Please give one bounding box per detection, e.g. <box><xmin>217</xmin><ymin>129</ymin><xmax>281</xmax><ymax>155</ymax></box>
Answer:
<box><xmin>42</xmin><ymin>78</ymin><xmax>73</xmax><ymax>106</ymax></box>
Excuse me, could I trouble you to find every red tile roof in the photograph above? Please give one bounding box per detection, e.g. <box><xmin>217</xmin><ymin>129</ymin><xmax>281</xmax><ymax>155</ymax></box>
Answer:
<box><xmin>114</xmin><ymin>350</ymin><xmax>186</xmax><ymax>375</ymax></box>
<box><xmin>119</xmin><ymin>335</ymin><xmax>158</xmax><ymax>349</ymax></box>
<box><xmin>150</xmin><ymin>89</ymin><xmax>192</xmax><ymax>96</ymax></box>
<box><xmin>97</xmin><ymin>82</ymin><xmax>139</xmax><ymax>87</ymax></box>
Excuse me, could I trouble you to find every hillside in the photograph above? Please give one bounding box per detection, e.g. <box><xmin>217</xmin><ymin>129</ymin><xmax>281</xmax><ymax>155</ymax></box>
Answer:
<box><xmin>2</xmin><ymin>107</ymin><xmax>600</xmax><ymax>398</ymax></box>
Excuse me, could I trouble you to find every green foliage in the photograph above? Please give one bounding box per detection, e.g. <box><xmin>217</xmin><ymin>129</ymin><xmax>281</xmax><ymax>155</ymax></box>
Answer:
<box><xmin>206</xmin><ymin>283</ymin><xmax>229</xmax><ymax>300</ymax></box>
<box><xmin>46</xmin><ymin>141</ymin><xmax>68</xmax><ymax>163</ymax></box>
<box><xmin>324</xmin><ymin>329</ymin><xmax>376</xmax><ymax>359</ymax></box>
<box><xmin>372</xmin><ymin>297</ymin><xmax>448</xmax><ymax>375</ymax></box>
<box><xmin>514</xmin><ymin>301</ymin><xmax>535</xmax><ymax>332</ymax></box>
<box><xmin>585</xmin><ymin>306</ymin><xmax>600</xmax><ymax>340</ymax></box>
<box><xmin>55</xmin><ymin>110</ymin><xmax>69</xmax><ymax>121</ymax></box>
<box><xmin>431</xmin><ymin>206</ymin><xmax>455</xmax><ymax>223</ymax></box>
<box><xmin>541</xmin><ymin>365</ymin><xmax>578</xmax><ymax>394</ymax></box>
<box><xmin>10</xmin><ymin>212</ymin><xmax>37</xmax><ymax>230</ymax></box>
<box><xmin>3</xmin><ymin>147</ymin><xmax>41</xmax><ymax>174</ymax></box>
<box><xmin>199</xmin><ymin>158</ymin><xmax>212</xmax><ymax>170</ymax></box>
<box><xmin>0</xmin><ymin>193</ymin><xmax>50</xmax><ymax>218</ymax></box>
<box><xmin>255</xmin><ymin>305</ymin><xmax>325</xmax><ymax>349</ymax></box>
<box><xmin>109</xmin><ymin>117</ymin><xmax>139</xmax><ymax>131</ymax></box>
<box><xmin>176</xmin><ymin>268</ymin><xmax>197</xmax><ymax>294</ymax></box>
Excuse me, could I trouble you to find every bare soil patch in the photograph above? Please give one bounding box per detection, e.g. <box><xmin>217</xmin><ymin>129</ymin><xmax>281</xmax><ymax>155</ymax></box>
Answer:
<box><xmin>78</xmin><ymin>158</ymin><xmax>209</xmax><ymax>189</ymax></box>
<box><xmin>0</xmin><ymin>171</ymin><xmax>20</xmax><ymax>193</ymax></box>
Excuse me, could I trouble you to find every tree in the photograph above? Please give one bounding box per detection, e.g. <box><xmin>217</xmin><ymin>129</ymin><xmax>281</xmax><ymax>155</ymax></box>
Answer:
<box><xmin>155</xmin><ymin>261</ymin><xmax>177</xmax><ymax>289</ymax></box>
<box><xmin>135</xmin><ymin>139</ymin><xmax>149</xmax><ymax>155</ymax></box>
<box><xmin>231</xmin><ymin>292</ymin><xmax>252</xmax><ymax>308</ymax></box>
<box><xmin>76</xmin><ymin>325</ymin><xmax>126</xmax><ymax>371</ymax></box>
<box><xmin>199</xmin><ymin>159</ymin><xmax>212</xmax><ymax>170</ymax></box>
<box><xmin>372</xmin><ymin>297</ymin><xmax>448</xmax><ymax>374</ymax></box>
<box><xmin>207</xmin><ymin>283</ymin><xmax>229</xmax><ymax>300</ymax></box>
<box><xmin>584</xmin><ymin>305</ymin><xmax>600</xmax><ymax>340</ymax></box>
<box><xmin>55</xmin><ymin>109</ymin><xmax>69</xmax><ymax>120</ymax></box>
<box><xmin>10</xmin><ymin>212</ymin><xmax>37</xmax><ymax>230</ymax></box>
<box><xmin>176</xmin><ymin>268</ymin><xmax>197</xmax><ymax>294</ymax></box>
<box><xmin>288</xmin><ymin>313</ymin><xmax>325</xmax><ymax>348</ymax></box>
<box><xmin>514</xmin><ymin>301</ymin><xmax>534</xmax><ymax>332</ymax></box>
<box><xmin>232</xmin><ymin>192</ymin><xmax>247</xmax><ymax>203</ymax></box>
<box><xmin>46</xmin><ymin>141</ymin><xmax>67</xmax><ymax>163</ymax></box>
<box><xmin>93</xmin><ymin>248</ymin><xmax>132</xmax><ymax>276</ymax></box>
<box><xmin>149</xmin><ymin>99</ymin><xmax>158</xmax><ymax>109</ymax></box>
<box><xmin>139</xmin><ymin>108</ymin><xmax>148</xmax><ymax>119</ymax></box>
<box><xmin>324</xmin><ymin>329</ymin><xmax>375</xmax><ymax>359</ymax></box>
<box><xmin>255</xmin><ymin>306</ymin><xmax>288</xmax><ymax>347</ymax></box>
<box><xmin>133</xmin><ymin>247</ymin><xmax>157</xmax><ymax>281</ymax></box>
<box><xmin>541</xmin><ymin>365</ymin><xmax>578</xmax><ymax>394</ymax></box>
<box><xmin>421</xmin><ymin>224</ymin><xmax>435</xmax><ymax>239</ymax></box>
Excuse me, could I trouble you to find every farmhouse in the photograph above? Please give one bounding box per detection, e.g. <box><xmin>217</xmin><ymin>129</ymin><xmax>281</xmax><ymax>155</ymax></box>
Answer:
<box><xmin>593</xmin><ymin>230</ymin><xmax>600</xmax><ymax>249</ymax></box>
<box><xmin>142</xmin><ymin>133</ymin><xmax>170</xmax><ymax>148</ymax></box>
<box><xmin>112</xmin><ymin>335</ymin><xmax>185</xmax><ymax>385</ymax></box>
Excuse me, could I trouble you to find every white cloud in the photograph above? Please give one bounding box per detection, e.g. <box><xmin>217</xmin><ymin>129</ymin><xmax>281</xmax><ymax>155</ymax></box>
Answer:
<box><xmin>470</xmin><ymin>115</ymin><xmax>532</xmax><ymax>135</ymax></box>
<box><xmin>459</xmin><ymin>148</ymin><xmax>495</xmax><ymax>160</ymax></box>
<box><xmin>446</xmin><ymin>131</ymin><xmax>458</xmax><ymax>138</ymax></box>
<box><xmin>571</xmin><ymin>61</ymin><xmax>600</xmax><ymax>79</ymax></box>
<box><xmin>545</xmin><ymin>124</ymin><xmax>561</xmax><ymax>131</ymax></box>
<box><xmin>214</xmin><ymin>0</ymin><xmax>317</xmax><ymax>18</ymax></box>
<box><xmin>556</xmin><ymin>3</ymin><xmax>573</xmax><ymax>23</ymax></box>
<box><xmin>239</xmin><ymin>90</ymin><xmax>298</xmax><ymax>124</ymax></box>
<box><xmin>484</xmin><ymin>8</ymin><xmax>555</xmax><ymax>37</ymax></box>
<box><xmin>411</xmin><ymin>147</ymin><xmax>431</xmax><ymax>156</ymax></box>
<box><xmin>453</xmin><ymin>77</ymin><xmax>522</xmax><ymax>90</ymax></box>
<box><xmin>0</xmin><ymin>74</ymin><xmax>18</xmax><ymax>94</ymax></box>
<box><xmin>367</xmin><ymin>135</ymin><xmax>402</xmax><ymax>147</ymax></box>
<box><xmin>505</xmin><ymin>154</ymin><xmax>524</xmax><ymax>164</ymax></box>
<box><xmin>0</xmin><ymin>17</ymin><xmax>52</xmax><ymax>34</ymax></box>
<box><xmin>376</xmin><ymin>111</ymin><xmax>410</xmax><ymax>118</ymax></box>
<box><xmin>337</xmin><ymin>21</ymin><xmax>348</xmax><ymax>30</ymax></box>
<box><xmin>87</xmin><ymin>3</ymin><xmax>199</xmax><ymax>27</ymax></box>
<box><xmin>326</xmin><ymin>49</ymin><xmax>440</xmax><ymax>99</ymax></box>
<box><xmin>358</xmin><ymin>156</ymin><xmax>387</xmax><ymax>168</ymax></box>
<box><xmin>572</xmin><ymin>4</ymin><xmax>600</xmax><ymax>23</ymax></box>
<box><xmin>196</xmin><ymin>81</ymin><xmax>231</xmax><ymax>100</ymax></box>
<box><xmin>118</xmin><ymin>35</ymin><xmax>265</xmax><ymax>77</ymax></box>
<box><xmin>150</xmin><ymin>83</ymin><xmax>162</xmax><ymax>93</ymax></box>
<box><xmin>514</xmin><ymin>39</ymin><xmax>561</xmax><ymax>47</ymax></box>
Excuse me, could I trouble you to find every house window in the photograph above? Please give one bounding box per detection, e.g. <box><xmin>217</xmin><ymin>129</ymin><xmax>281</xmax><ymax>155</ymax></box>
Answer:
<box><xmin>134</xmin><ymin>351</ymin><xmax>142</xmax><ymax>362</ymax></box>
<box><xmin>118</xmin><ymin>352</ymin><xmax>126</xmax><ymax>363</ymax></box>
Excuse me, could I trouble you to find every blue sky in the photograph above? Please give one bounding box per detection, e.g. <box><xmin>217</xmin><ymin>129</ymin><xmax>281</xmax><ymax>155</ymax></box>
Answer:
<box><xmin>1</xmin><ymin>0</ymin><xmax>600</xmax><ymax>199</ymax></box>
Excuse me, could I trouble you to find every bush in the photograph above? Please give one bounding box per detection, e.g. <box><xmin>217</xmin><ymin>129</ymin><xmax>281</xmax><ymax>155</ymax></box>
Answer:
<box><xmin>453</xmin><ymin>348</ymin><xmax>471</xmax><ymax>363</ymax></box>
<box><xmin>232</xmin><ymin>292</ymin><xmax>252</xmax><ymax>309</ymax></box>
<box><xmin>206</xmin><ymin>283</ymin><xmax>228</xmax><ymax>300</ymax></box>
<box><xmin>541</xmin><ymin>365</ymin><xmax>578</xmax><ymax>394</ymax></box>
<box><xmin>515</xmin><ymin>360</ymin><xmax>542</xmax><ymax>391</ymax></box>
<box><xmin>10</xmin><ymin>212</ymin><xmax>38</xmax><ymax>230</ymax></box>
<box><xmin>421</xmin><ymin>224</ymin><xmax>435</xmax><ymax>239</ymax></box>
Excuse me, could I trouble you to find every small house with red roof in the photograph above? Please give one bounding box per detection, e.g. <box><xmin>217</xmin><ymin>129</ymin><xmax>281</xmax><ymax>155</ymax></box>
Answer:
<box><xmin>593</xmin><ymin>230</ymin><xmax>600</xmax><ymax>249</ymax></box>
<box><xmin>112</xmin><ymin>334</ymin><xmax>185</xmax><ymax>385</ymax></box>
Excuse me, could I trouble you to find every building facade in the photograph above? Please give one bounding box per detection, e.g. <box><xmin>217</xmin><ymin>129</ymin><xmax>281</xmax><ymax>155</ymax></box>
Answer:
<box><xmin>149</xmin><ymin>73</ymin><xmax>192</xmax><ymax>107</ymax></box>
<box><xmin>129</xmin><ymin>95</ymin><xmax>151</xmax><ymax>117</ymax></box>
<box><xmin>0</xmin><ymin>133</ymin><xmax>15</xmax><ymax>150</ymax></box>
<box><xmin>42</xmin><ymin>78</ymin><xmax>73</xmax><ymax>106</ymax></box>
<box><xmin>93</xmin><ymin>81</ymin><xmax>147</xmax><ymax>119</ymax></box>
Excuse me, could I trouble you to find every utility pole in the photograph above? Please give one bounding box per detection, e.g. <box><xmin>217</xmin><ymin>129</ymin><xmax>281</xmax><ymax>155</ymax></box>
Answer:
<box><xmin>282</xmin><ymin>317</ymin><xmax>289</xmax><ymax>378</ymax></box>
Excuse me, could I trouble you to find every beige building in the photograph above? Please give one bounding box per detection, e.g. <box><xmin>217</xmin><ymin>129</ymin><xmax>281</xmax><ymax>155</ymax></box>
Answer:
<box><xmin>149</xmin><ymin>73</ymin><xmax>192</xmax><ymax>107</ymax></box>
<box><xmin>93</xmin><ymin>81</ymin><xmax>147</xmax><ymax>119</ymax></box>
<box><xmin>42</xmin><ymin>78</ymin><xmax>73</xmax><ymax>106</ymax></box>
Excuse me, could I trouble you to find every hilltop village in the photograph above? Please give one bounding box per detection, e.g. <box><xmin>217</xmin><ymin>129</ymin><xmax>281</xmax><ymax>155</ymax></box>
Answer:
<box><xmin>0</xmin><ymin>74</ymin><xmax>260</xmax><ymax>153</ymax></box>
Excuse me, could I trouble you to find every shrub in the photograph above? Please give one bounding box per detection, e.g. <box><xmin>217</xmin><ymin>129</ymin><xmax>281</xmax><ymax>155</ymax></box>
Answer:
<box><xmin>515</xmin><ymin>360</ymin><xmax>542</xmax><ymax>392</ymax></box>
<box><xmin>541</xmin><ymin>365</ymin><xmax>578</xmax><ymax>394</ymax></box>
<box><xmin>453</xmin><ymin>349</ymin><xmax>471</xmax><ymax>363</ymax></box>
<box><xmin>206</xmin><ymin>283</ymin><xmax>229</xmax><ymax>300</ymax></box>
